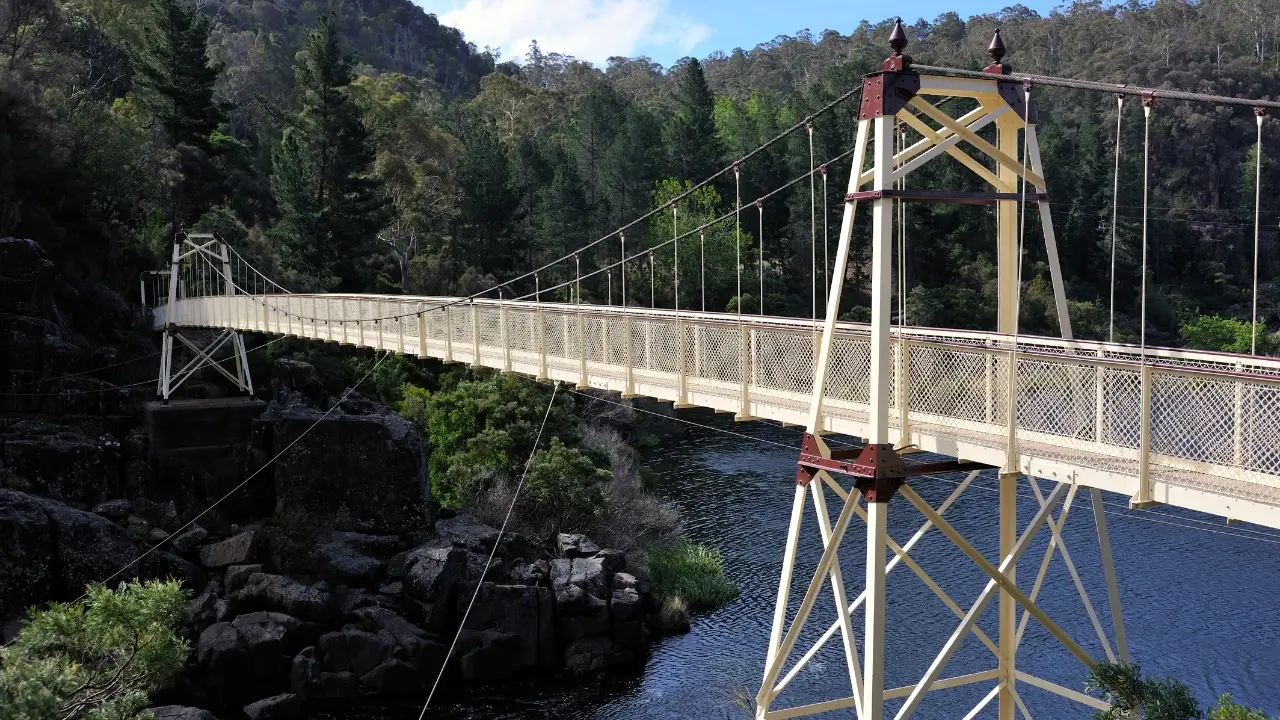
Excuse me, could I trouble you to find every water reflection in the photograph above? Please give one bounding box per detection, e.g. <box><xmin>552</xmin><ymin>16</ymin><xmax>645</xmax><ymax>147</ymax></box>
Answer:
<box><xmin>320</xmin><ymin>415</ymin><xmax>1280</xmax><ymax>719</ymax></box>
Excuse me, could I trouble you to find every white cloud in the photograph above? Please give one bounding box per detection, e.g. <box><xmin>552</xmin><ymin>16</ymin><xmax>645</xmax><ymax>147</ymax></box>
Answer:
<box><xmin>430</xmin><ymin>0</ymin><xmax>710</xmax><ymax>67</ymax></box>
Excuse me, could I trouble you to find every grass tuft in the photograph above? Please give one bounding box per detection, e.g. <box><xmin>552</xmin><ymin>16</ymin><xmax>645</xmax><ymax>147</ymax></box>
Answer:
<box><xmin>649</xmin><ymin>539</ymin><xmax>738</xmax><ymax>611</ymax></box>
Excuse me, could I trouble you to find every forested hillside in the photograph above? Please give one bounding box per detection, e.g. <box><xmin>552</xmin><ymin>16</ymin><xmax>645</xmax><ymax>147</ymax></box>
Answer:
<box><xmin>5</xmin><ymin>0</ymin><xmax>1280</xmax><ymax>346</ymax></box>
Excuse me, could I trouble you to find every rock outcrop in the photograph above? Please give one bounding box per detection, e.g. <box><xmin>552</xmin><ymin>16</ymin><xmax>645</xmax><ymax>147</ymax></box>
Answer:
<box><xmin>0</xmin><ymin>489</ymin><xmax>197</xmax><ymax>618</ymax></box>
<box><xmin>257</xmin><ymin>361</ymin><xmax>431</xmax><ymax>535</ymax></box>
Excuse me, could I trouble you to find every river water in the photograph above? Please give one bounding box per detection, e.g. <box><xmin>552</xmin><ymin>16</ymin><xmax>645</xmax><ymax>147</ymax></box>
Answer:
<box><xmin>326</xmin><ymin>417</ymin><xmax>1280</xmax><ymax>719</ymax></box>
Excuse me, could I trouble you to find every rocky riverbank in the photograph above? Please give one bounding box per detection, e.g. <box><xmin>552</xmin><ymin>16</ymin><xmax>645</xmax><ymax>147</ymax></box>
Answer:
<box><xmin>1</xmin><ymin>236</ymin><xmax>674</xmax><ymax>719</ymax></box>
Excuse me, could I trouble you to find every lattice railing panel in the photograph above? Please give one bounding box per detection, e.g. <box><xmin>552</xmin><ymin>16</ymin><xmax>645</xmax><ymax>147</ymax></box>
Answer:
<box><xmin>1151</xmin><ymin>372</ymin><xmax>1236</xmax><ymax>467</ymax></box>
<box><xmin>649</xmin><ymin>320</ymin><xmax>681</xmax><ymax>374</ymax></box>
<box><xmin>584</xmin><ymin>315</ymin><xmax>607</xmax><ymax>363</ymax></box>
<box><xmin>754</xmin><ymin>329</ymin><xmax>815</xmax><ymax>396</ymax></box>
<box><xmin>1242</xmin><ymin>384</ymin><xmax>1280</xmax><ymax>475</ymax></box>
<box><xmin>1016</xmin><ymin>358</ymin><xmax>1096</xmax><ymax>443</ymax></box>
<box><xmin>542</xmin><ymin>311</ymin><xmax>568</xmax><ymax>360</ymax></box>
<box><xmin>1099</xmin><ymin>368</ymin><xmax>1141</xmax><ymax>449</ymax></box>
<box><xmin>506</xmin><ymin>309</ymin><xmax>535</xmax><ymax>354</ymax></box>
<box><xmin>694</xmin><ymin>325</ymin><xmax>744</xmax><ymax>384</ymax></box>
<box><xmin>908</xmin><ymin>344</ymin><xmax>993</xmax><ymax>426</ymax></box>
<box><xmin>827</xmin><ymin>336</ymin><xmax>870</xmax><ymax>404</ymax></box>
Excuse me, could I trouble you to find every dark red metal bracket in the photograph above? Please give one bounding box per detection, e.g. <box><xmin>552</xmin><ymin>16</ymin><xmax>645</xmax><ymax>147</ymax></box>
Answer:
<box><xmin>846</xmin><ymin>190</ymin><xmax>1047</xmax><ymax>205</ymax></box>
<box><xmin>996</xmin><ymin>81</ymin><xmax>1037</xmax><ymax>123</ymax></box>
<box><xmin>859</xmin><ymin>72</ymin><xmax>921</xmax><ymax>121</ymax></box>
<box><xmin>796</xmin><ymin>432</ymin><xmax>977</xmax><ymax>503</ymax></box>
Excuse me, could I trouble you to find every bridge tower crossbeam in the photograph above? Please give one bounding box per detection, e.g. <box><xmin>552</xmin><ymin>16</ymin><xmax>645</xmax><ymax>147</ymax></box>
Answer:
<box><xmin>153</xmin><ymin>233</ymin><xmax>254</xmax><ymax>403</ymax></box>
<box><xmin>754</xmin><ymin>22</ymin><xmax>1127</xmax><ymax>720</ymax></box>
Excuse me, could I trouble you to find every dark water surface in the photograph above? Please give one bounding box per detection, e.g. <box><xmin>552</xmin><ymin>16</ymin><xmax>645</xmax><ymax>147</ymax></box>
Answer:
<box><xmin>319</xmin><ymin>418</ymin><xmax>1280</xmax><ymax>719</ymax></box>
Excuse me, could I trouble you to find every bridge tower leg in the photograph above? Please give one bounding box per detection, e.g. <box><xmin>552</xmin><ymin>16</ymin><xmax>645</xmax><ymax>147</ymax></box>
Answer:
<box><xmin>156</xmin><ymin>233</ymin><xmax>254</xmax><ymax>402</ymax></box>
<box><xmin>756</xmin><ymin>22</ymin><xmax>1129</xmax><ymax>720</ymax></box>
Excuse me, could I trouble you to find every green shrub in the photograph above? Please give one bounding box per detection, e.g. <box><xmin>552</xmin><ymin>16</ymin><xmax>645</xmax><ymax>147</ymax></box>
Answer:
<box><xmin>397</xmin><ymin>383</ymin><xmax>431</xmax><ymax>430</ymax></box>
<box><xmin>1209</xmin><ymin>695</ymin><xmax>1274</xmax><ymax>720</ymax></box>
<box><xmin>649</xmin><ymin>539</ymin><xmax>738</xmax><ymax>612</ymax></box>
<box><xmin>523</xmin><ymin>438</ymin><xmax>609</xmax><ymax>537</ymax></box>
<box><xmin>1180</xmin><ymin>314</ymin><xmax>1277</xmax><ymax>355</ymax></box>
<box><xmin>425</xmin><ymin>373</ymin><xmax>575</xmax><ymax>508</ymax></box>
<box><xmin>0</xmin><ymin>580</ymin><xmax>190</xmax><ymax>720</ymax></box>
<box><xmin>1085</xmin><ymin>662</ymin><xmax>1200</xmax><ymax>720</ymax></box>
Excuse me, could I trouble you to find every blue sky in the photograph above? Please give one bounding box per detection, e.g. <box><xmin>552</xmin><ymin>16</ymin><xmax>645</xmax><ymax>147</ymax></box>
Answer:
<box><xmin>416</xmin><ymin>0</ymin><xmax>1059</xmax><ymax>68</ymax></box>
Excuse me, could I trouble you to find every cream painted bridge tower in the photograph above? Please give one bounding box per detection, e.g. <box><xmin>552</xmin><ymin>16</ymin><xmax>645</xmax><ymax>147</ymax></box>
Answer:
<box><xmin>148</xmin><ymin>22</ymin><xmax>1280</xmax><ymax>720</ymax></box>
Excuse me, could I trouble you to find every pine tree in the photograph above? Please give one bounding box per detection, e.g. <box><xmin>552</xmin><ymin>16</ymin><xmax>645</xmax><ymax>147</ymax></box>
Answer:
<box><xmin>132</xmin><ymin>0</ymin><xmax>225</xmax><ymax>150</ymax></box>
<box><xmin>270</xmin><ymin>14</ymin><xmax>389</xmax><ymax>291</ymax></box>
<box><xmin>664</xmin><ymin>58</ymin><xmax>724</xmax><ymax>183</ymax></box>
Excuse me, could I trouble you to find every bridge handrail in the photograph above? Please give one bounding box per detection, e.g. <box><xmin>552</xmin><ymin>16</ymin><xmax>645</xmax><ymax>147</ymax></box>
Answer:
<box><xmin>240</xmin><ymin>292</ymin><xmax>1280</xmax><ymax>378</ymax></box>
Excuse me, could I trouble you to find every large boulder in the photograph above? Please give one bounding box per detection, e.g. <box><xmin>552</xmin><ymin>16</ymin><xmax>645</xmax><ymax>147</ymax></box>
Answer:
<box><xmin>312</xmin><ymin>539</ymin><xmax>384</xmax><ymax>588</ymax></box>
<box><xmin>147</xmin><ymin>706</ymin><xmax>219</xmax><ymax>720</ymax></box>
<box><xmin>1</xmin><ymin>421</ymin><xmax>120</xmax><ymax>509</ymax></box>
<box><xmin>556</xmin><ymin>533</ymin><xmax>600</xmax><ymax>559</ymax></box>
<box><xmin>0</xmin><ymin>489</ymin><xmax>197</xmax><ymax>618</ymax></box>
<box><xmin>317</xmin><ymin>628</ymin><xmax>396</xmax><ymax>677</ymax></box>
<box><xmin>436</xmin><ymin>514</ymin><xmax>500</xmax><ymax>552</ymax></box>
<box><xmin>231</xmin><ymin>611</ymin><xmax>316</xmax><ymax>684</ymax></box>
<box><xmin>457</xmin><ymin>630</ymin><xmax>524</xmax><ymax>682</ymax></box>
<box><xmin>261</xmin><ymin>365</ymin><xmax>430</xmax><ymax>534</ymax></box>
<box><xmin>360</xmin><ymin>659</ymin><xmax>422</xmax><ymax>694</ymax></box>
<box><xmin>550</xmin><ymin>557</ymin><xmax>611</xmax><ymax>642</ymax></box>
<box><xmin>243</xmin><ymin>693</ymin><xmax>301</xmax><ymax>720</ymax></box>
<box><xmin>235</xmin><ymin>573</ymin><xmax>334</xmax><ymax>622</ymax></box>
<box><xmin>458</xmin><ymin>583</ymin><xmax>556</xmax><ymax>673</ymax></box>
<box><xmin>403</xmin><ymin>541</ymin><xmax>467</xmax><ymax>603</ymax></box>
<box><xmin>351</xmin><ymin>607</ymin><xmax>443</xmax><ymax>669</ymax></box>
<box><xmin>198</xmin><ymin>529</ymin><xmax>261</xmax><ymax>568</ymax></box>
<box><xmin>197</xmin><ymin>622</ymin><xmax>249</xmax><ymax>700</ymax></box>
<box><xmin>0</xmin><ymin>490</ymin><xmax>56</xmax><ymax>618</ymax></box>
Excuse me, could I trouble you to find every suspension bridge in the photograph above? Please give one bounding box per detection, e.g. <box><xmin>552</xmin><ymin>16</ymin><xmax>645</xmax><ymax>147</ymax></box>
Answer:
<box><xmin>143</xmin><ymin>23</ymin><xmax>1280</xmax><ymax>720</ymax></box>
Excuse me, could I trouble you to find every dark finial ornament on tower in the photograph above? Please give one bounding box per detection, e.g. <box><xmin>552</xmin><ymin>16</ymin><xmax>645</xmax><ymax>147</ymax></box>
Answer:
<box><xmin>883</xmin><ymin>18</ymin><xmax>912</xmax><ymax>71</ymax></box>
<box><xmin>983</xmin><ymin>28</ymin><xmax>1011</xmax><ymax>74</ymax></box>
<box><xmin>889</xmin><ymin>18</ymin><xmax>908</xmax><ymax>54</ymax></box>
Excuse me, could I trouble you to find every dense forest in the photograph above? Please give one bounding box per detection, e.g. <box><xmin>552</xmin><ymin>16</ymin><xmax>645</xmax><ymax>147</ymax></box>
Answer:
<box><xmin>5</xmin><ymin>0</ymin><xmax>1280</xmax><ymax>347</ymax></box>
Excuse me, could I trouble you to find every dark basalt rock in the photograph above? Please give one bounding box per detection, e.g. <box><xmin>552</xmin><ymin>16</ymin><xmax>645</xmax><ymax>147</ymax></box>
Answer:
<box><xmin>242</xmin><ymin>693</ymin><xmax>302</xmax><ymax>720</ymax></box>
<box><xmin>235</xmin><ymin>573</ymin><xmax>335</xmax><ymax>622</ymax></box>
<box><xmin>260</xmin><ymin>362</ymin><xmax>431</xmax><ymax>535</ymax></box>
<box><xmin>0</xmin><ymin>489</ymin><xmax>197</xmax><ymax>619</ymax></box>
<box><xmin>148</xmin><ymin>706</ymin><xmax>219</xmax><ymax>720</ymax></box>
<box><xmin>198</xmin><ymin>529</ymin><xmax>262</xmax><ymax>568</ymax></box>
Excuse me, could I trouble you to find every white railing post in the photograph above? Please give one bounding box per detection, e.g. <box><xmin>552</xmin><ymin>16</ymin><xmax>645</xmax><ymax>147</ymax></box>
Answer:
<box><xmin>676</xmin><ymin>318</ymin><xmax>689</xmax><ymax>406</ymax></box>
<box><xmin>1135</xmin><ymin>364</ymin><xmax>1154</xmax><ymax>506</ymax></box>
<box><xmin>1095</xmin><ymin>348</ymin><xmax>1106</xmax><ymax>444</ymax></box>
<box><xmin>577</xmin><ymin>307</ymin><xmax>588</xmax><ymax>388</ymax></box>
<box><xmin>1233</xmin><ymin>361</ymin><xmax>1245</xmax><ymax>467</ymax></box>
<box><xmin>536</xmin><ymin>307</ymin><xmax>547</xmax><ymax>380</ymax></box>
<box><xmin>736</xmin><ymin>324</ymin><xmax>752</xmax><ymax>419</ymax></box>
<box><xmin>501</xmin><ymin>300</ymin><xmax>511</xmax><ymax>373</ymax></box>
<box><xmin>624</xmin><ymin>314</ymin><xmax>636</xmax><ymax>397</ymax></box>
<box><xmin>397</xmin><ymin>301</ymin><xmax>405</xmax><ymax>353</ymax></box>
<box><xmin>378</xmin><ymin>300</ymin><xmax>387</xmax><ymax>349</ymax></box>
<box><xmin>357</xmin><ymin>300</ymin><xmax>366</xmax><ymax>347</ymax></box>
<box><xmin>444</xmin><ymin>306</ymin><xmax>454</xmax><ymax>363</ymax></box>
<box><xmin>417</xmin><ymin>306</ymin><xmax>427</xmax><ymax>358</ymax></box>
<box><xmin>897</xmin><ymin>336</ymin><xmax>911</xmax><ymax>448</ymax></box>
<box><xmin>985</xmin><ymin>342</ymin><xmax>995</xmax><ymax>424</ymax></box>
<box><xmin>471</xmin><ymin>300</ymin><xmax>481</xmax><ymax>367</ymax></box>
<box><xmin>341</xmin><ymin>300</ymin><xmax>349</xmax><ymax>345</ymax></box>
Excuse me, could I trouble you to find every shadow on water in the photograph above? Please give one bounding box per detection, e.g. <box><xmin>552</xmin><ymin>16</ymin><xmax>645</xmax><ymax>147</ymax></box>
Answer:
<box><xmin>320</xmin><ymin>413</ymin><xmax>1280</xmax><ymax>719</ymax></box>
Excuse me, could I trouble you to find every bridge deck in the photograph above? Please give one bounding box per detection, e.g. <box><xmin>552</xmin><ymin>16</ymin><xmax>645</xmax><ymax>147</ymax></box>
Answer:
<box><xmin>156</xmin><ymin>294</ymin><xmax>1280</xmax><ymax>529</ymax></box>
